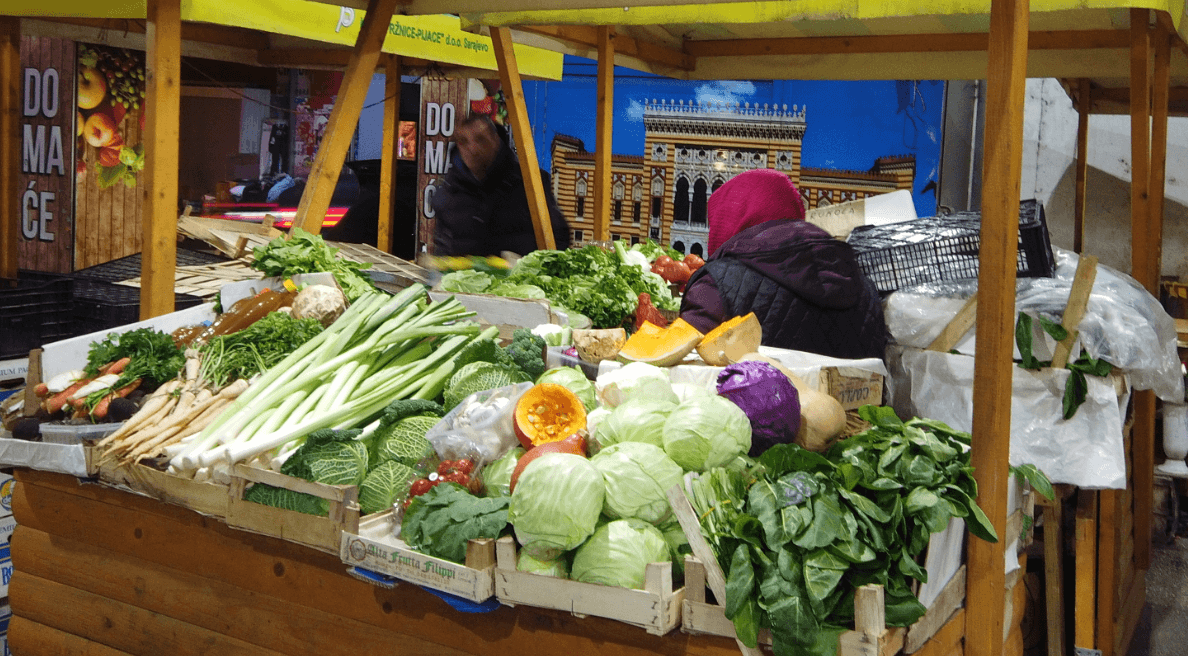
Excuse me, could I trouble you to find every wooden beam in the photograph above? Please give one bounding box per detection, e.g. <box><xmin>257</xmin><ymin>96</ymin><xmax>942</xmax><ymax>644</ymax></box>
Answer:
<box><xmin>593</xmin><ymin>26</ymin><xmax>615</xmax><ymax>242</ymax></box>
<box><xmin>491</xmin><ymin>27</ymin><xmax>556</xmax><ymax>251</ymax></box>
<box><xmin>1074</xmin><ymin>78</ymin><xmax>1090</xmax><ymax>254</ymax></box>
<box><xmin>1042</xmin><ymin>501</ymin><xmax>1067</xmax><ymax>656</ymax></box>
<box><xmin>258</xmin><ymin>48</ymin><xmax>356</xmax><ymax>69</ymax></box>
<box><xmin>1074</xmin><ymin>490</ymin><xmax>1099</xmax><ymax>651</ymax></box>
<box><xmin>515</xmin><ymin>24</ymin><xmax>694</xmax><ymax>71</ymax></box>
<box><xmin>23</xmin><ymin>18</ymin><xmax>259</xmax><ymax>67</ymax></box>
<box><xmin>1051</xmin><ymin>254</ymin><xmax>1097</xmax><ymax>369</ymax></box>
<box><xmin>140</xmin><ymin>0</ymin><xmax>183</xmax><ymax>320</ymax></box>
<box><xmin>1131</xmin><ymin>7</ymin><xmax>1158</xmax><ymax>577</ymax></box>
<box><xmin>0</xmin><ymin>18</ymin><xmax>19</xmax><ymax>281</ymax></box>
<box><xmin>291</xmin><ymin>0</ymin><xmax>399</xmax><ymax>236</ymax></box>
<box><xmin>966</xmin><ymin>0</ymin><xmax>1029</xmax><ymax>654</ymax></box>
<box><xmin>378</xmin><ymin>55</ymin><xmax>401</xmax><ymax>253</ymax></box>
<box><xmin>684</xmin><ymin>29</ymin><xmax>1127</xmax><ymax>58</ymax></box>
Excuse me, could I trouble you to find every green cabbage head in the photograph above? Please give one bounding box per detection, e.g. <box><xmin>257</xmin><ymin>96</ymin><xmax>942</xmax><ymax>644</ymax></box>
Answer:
<box><xmin>593</xmin><ymin>397</ymin><xmax>676</xmax><ymax>451</ymax></box>
<box><xmin>570</xmin><ymin>519</ymin><xmax>672</xmax><ymax>589</ymax></box>
<box><xmin>509</xmin><ymin>453</ymin><xmax>605</xmax><ymax>560</ymax></box>
<box><xmin>482</xmin><ymin>446</ymin><xmax>524</xmax><ymax>498</ymax></box>
<box><xmin>662</xmin><ymin>395</ymin><xmax>752</xmax><ymax>471</ymax></box>
<box><xmin>536</xmin><ymin>366</ymin><xmax>597</xmax><ymax>411</ymax></box>
<box><xmin>516</xmin><ymin>551</ymin><xmax>569</xmax><ymax>578</ymax></box>
<box><xmin>590</xmin><ymin>442</ymin><xmax>683</xmax><ymax>524</ymax></box>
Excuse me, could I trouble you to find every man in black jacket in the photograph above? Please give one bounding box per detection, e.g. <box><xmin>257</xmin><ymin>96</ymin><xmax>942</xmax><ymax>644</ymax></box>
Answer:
<box><xmin>431</xmin><ymin>115</ymin><xmax>570</xmax><ymax>256</ymax></box>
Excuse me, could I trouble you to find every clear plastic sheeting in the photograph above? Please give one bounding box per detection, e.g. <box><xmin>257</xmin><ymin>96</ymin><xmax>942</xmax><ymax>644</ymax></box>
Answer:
<box><xmin>425</xmin><ymin>382</ymin><xmax>535</xmax><ymax>466</ymax></box>
<box><xmin>884</xmin><ymin>247</ymin><xmax>1184</xmax><ymax>402</ymax></box>
<box><xmin>899</xmin><ymin>349</ymin><xmax>1129</xmax><ymax>489</ymax></box>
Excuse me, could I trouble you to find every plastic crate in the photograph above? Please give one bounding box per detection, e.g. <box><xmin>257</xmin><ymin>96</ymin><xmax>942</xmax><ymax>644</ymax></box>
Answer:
<box><xmin>0</xmin><ymin>271</ymin><xmax>75</xmax><ymax>360</ymax></box>
<box><xmin>71</xmin><ymin>279</ymin><xmax>205</xmax><ymax>333</ymax></box>
<box><xmin>72</xmin><ymin>247</ymin><xmax>228</xmax><ymax>283</ymax></box>
<box><xmin>846</xmin><ymin>199</ymin><xmax>1054</xmax><ymax>294</ymax></box>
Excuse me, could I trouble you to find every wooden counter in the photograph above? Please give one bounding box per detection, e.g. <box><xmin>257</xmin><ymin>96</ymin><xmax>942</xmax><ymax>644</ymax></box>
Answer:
<box><xmin>7</xmin><ymin>468</ymin><xmax>751</xmax><ymax>656</ymax></box>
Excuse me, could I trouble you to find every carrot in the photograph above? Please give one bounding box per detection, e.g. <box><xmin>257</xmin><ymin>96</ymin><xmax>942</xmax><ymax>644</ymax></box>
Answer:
<box><xmin>33</xmin><ymin>383</ymin><xmax>49</xmax><ymax>397</ymax></box>
<box><xmin>101</xmin><ymin>357</ymin><xmax>132</xmax><ymax>375</ymax></box>
<box><xmin>44</xmin><ymin>378</ymin><xmax>93</xmax><ymax>414</ymax></box>
<box><xmin>92</xmin><ymin>379</ymin><xmax>142</xmax><ymax>421</ymax></box>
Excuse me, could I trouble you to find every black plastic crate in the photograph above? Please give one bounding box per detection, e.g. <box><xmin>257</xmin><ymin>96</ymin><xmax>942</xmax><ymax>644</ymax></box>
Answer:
<box><xmin>846</xmin><ymin>199</ymin><xmax>1055</xmax><ymax>293</ymax></box>
<box><xmin>71</xmin><ymin>279</ymin><xmax>205</xmax><ymax>333</ymax></box>
<box><xmin>0</xmin><ymin>271</ymin><xmax>75</xmax><ymax>360</ymax></box>
<box><xmin>72</xmin><ymin>247</ymin><xmax>228</xmax><ymax>283</ymax></box>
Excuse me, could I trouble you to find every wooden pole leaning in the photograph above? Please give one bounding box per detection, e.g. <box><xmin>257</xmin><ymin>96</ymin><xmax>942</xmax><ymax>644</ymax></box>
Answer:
<box><xmin>291</xmin><ymin>0</ymin><xmax>398</xmax><ymax>236</ymax></box>
<box><xmin>491</xmin><ymin>27</ymin><xmax>555</xmax><ymax>251</ymax></box>
<box><xmin>378</xmin><ymin>54</ymin><xmax>402</xmax><ymax>253</ymax></box>
<box><xmin>593</xmin><ymin>26</ymin><xmax>615</xmax><ymax>242</ymax></box>
<box><xmin>0</xmin><ymin>17</ymin><xmax>19</xmax><ymax>282</ymax></box>
<box><xmin>966</xmin><ymin>0</ymin><xmax>1029</xmax><ymax>653</ymax></box>
<box><xmin>1073</xmin><ymin>78</ymin><xmax>1090</xmax><ymax>254</ymax></box>
<box><xmin>140</xmin><ymin>0</ymin><xmax>182</xmax><ymax>320</ymax></box>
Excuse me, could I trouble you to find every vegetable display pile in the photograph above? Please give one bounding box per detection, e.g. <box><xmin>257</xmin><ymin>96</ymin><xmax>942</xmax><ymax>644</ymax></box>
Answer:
<box><xmin>198</xmin><ymin>312</ymin><xmax>324</xmax><ymax>389</ymax></box>
<box><xmin>684</xmin><ymin>405</ymin><xmax>1000</xmax><ymax>656</ymax></box>
<box><xmin>252</xmin><ymin>228</ymin><xmax>376</xmax><ymax>302</ymax></box>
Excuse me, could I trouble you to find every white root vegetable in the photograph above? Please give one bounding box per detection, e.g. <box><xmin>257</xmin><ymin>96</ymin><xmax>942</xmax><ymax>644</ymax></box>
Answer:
<box><xmin>69</xmin><ymin>374</ymin><xmax>121</xmax><ymax>401</ymax></box>
<box><xmin>45</xmin><ymin>370</ymin><xmax>87</xmax><ymax>394</ymax></box>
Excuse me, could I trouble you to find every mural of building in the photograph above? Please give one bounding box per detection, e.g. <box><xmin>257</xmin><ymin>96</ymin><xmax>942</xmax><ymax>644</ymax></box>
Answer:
<box><xmin>551</xmin><ymin>99</ymin><xmax>915</xmax><ymax>256</ymax></box>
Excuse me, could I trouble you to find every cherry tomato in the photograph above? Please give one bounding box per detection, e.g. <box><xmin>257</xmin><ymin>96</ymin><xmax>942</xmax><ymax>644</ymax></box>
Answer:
<box><xmin>408</xmin><ymin>478</ymin><xmax>436</xmax><ymax>498</ymax></box>
<box><xmin>452</xmin><ymin>459</ymin><xmax>475</xmax><ymax>476</ymax></box>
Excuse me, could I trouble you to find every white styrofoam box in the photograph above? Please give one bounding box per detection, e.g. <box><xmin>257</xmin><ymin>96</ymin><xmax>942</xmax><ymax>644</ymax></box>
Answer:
<box><xmin>39</xmin><ymin>303</ymin><xmax>217</xmax><ymax>383</ymax></box>
<box><xmin>0</xmin><ymin>359</ymin><xmax>27</xmax><ymax>386</ymax></box>
<box><xmin>0</xmin><ymin>439</ymin><xmax>91</xmax><ymax>478</ymax></box>
<box><xmin>863</xmin><ymin>189</ymin><xmax>918</xmax><ymax>226</ymax></box>
<box><xmin>0</xmin><ymin>515</ymin><xmax>16</xmax><ymax>544</ymax></box>
<box><xmin>0</xmin><ymin>473</ymin><xmax>11</xmax><ymax>518</ymax></box>
<box><xmin>427</xmin><ymin>292</ymin><xmax>564</xmax><ymax>329</ymax></box>
<box><xmin>39</xmin><ymin>423</ymin><xmax>121</xmax><ymax>445</ymax></box>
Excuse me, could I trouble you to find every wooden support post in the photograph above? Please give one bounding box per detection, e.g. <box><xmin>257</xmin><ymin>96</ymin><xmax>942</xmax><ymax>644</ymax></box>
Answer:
<box><xmin>0</xmin><ymin>18</ymin><xmax>18</xmax><ymax>282</ymax></box>
<box><xmin>1074</xmin><ymin>490</ymin><xmax>1098</xmax><ymax>652</ymax></box>
<box><xmin>1096</xmin><ymin>488</ymin><xmax>1121</xmax><ymax>655</ymax></box>
<box><xmin>1130</xmin><ymin>7</ymin><xmax>1157</xmax><ymax>576</ymax></box>
<box><xmin>378</xmin><ymin>54</ymin><xmax>401</xmax><ymax>254</ymax></box>
<box><xmin>1050</xmin><ymin>254</ymin><xmax>1097</xmax><ymax>369</ymax></box>
<box><xmin>967</xmin><ymin>0</ymin><xmax>1029</xmax><ymax>653</ymax></box>
<box><xmin>1041</xmin><ymin>500</ymin><xmax>1067</xmax><ymax>656</ymax></box>
<box><xmin>592</xmin><ymin>26</ymin><xmax>615</xmax><ymax>242</ymax></box>
<box><xmin>291</xmin><ymin>0</ymin><xmax>398</xmax><ymax>236</ymax></box>
<box><xmin>140</xmin><ymin>0</ymin><xmax>182</xmax><ymax>320</ymax></box>
<box><xmin>1073</xmin><ymin>78</ymin><xmax>1090</xmax><ymax>254</ymax></box>
<box><xmin>491</xmin><ymin>27</ymin><xmax>555</xmax><ymax>251</ymax></box>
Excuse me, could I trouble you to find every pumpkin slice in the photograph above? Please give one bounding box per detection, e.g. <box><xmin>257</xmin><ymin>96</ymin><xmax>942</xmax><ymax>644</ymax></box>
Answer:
<box><xmin>696</xmin><ymin>313</ymin><xmax>762</xmax><ymax>366</ymax></box>
<box><xmin>573</xmin><ymin>328</ymin><xmax>627</xmax><ymax>363</ymax></box>
<box><xmin>617</xmin><ymin>318</ymin><xmax>704</xmax><ymax>367</ymax></box>
<box><xmin>513</xmin><ymin>383</ymin><xmax>588</xmax><ymax>450</ymax></box>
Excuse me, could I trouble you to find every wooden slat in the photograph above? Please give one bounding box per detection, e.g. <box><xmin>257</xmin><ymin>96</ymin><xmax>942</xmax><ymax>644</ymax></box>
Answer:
<box><xmin>141</xmin><ymin>0</ymin><xmax>182</xmax><ymax>319</ymax></box>
<box><xmin>378</xmin><ymin>54</ymin><xmax>401</xmax><ymax>253</ymax></box>
<box><xmin>11</xmin><ymin>528</ymin><xmax>471</xmax><ymax>656</ymax></box>
<box><xmin>967</xmin><ymin>0</ymin><xmax>1029</xmax><ymax>653</ymax></box>
<box><xmin>1074</xmin><ymin>79</ymin><xmax>1089</xmax><ymax>254</ymax></box>
<box><xmin>10</xmin><ymin>570</ymin><xmax>290</xmax><ymax>656</ymax></box>
<box><xmin>1114</xmin><ymin>568</ymin><xmax>1146</xmax><ymax>656</ymax></box>
<box><xmin>1075</xmin><ymin>490</ymin><xmax>1098</xmax><ymax>650</ymax></box>
<box><xmin>905</xmin><ymin>565</ymin><xmax>967</xmax><ymax>653</ymax></box>
<box><xmin>927</xmin><ymin>294</ymin><xmax>978</xmax><ymax>352</ymax></box>
<box><xmin>292</xmin><ymin>0</ymin><xmax>399</xmax><ymax>235</ymax></box>
<box><xmin>0</xmin><ymin>18</ymin><xmax>19</xmax><ymax>280</ymax></box>
<box><xmin>593</xmin><ymin>26</ymin><xmax>614</xmax><ymax>242</ymax></box>
<box><xmin>913</xmin><ymin>609</ymin><xmax>965</xmax><ymax>656</ymax></box>
<box><xmin>517</xmin><ymin>24</ymin><xmax>694</xmax><ymax>71</ymax></box>
<box><xmin>1096</xmin><ymin>488</ymin><xmax>1121</xmax><ymax>655</ymax></box>
<box><xmin>8</xmin><ymin>616</ymin><xmax>136</xmax><ymax>656</ymax></box>
<box><xmin>683</xmin><ymin>29</ymin><xmax>1128</xmax><ymax>57</ymax></box>
<box><xmin>491</xmin><ymin>27</ymin><xmax>556</xmax><ymax>251</ymax></box>
<box><xmin>1042</xmin><ymin>502</ymin><xmax>1067</xmax><ymax>656</ymax></box>
<box><xmin>1050</xmin><ymin>254</ymin><xmax>1097</xmax><ymax>369</ymax></box>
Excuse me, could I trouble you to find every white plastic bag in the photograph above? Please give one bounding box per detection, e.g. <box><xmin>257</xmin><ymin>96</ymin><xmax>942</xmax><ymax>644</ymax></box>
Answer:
<box><xmin>901</xmin><ymin>349</ymin><xmax>1128</xmax><ymax>489</ymax></box>
<box><xmin>424</xmin><ymin>382</ymin><xmax>535</xmax><ymax>465</ymax></box>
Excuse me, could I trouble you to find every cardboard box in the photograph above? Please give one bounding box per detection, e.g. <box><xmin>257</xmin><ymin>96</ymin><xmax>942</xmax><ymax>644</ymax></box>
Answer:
<box><xmin>0</xmin><ymin>473</ymin><xmax>11</xmax><ymax>518</ymax></box>
<box><xmin>0</xmin><ymin>544</ymin><xmax>11</xmax><ymax>599</ymax></box>
<box><xmin>0</xmin><ymin>516</ymin><xmax>16</xmax><ymax>544</ymax></box>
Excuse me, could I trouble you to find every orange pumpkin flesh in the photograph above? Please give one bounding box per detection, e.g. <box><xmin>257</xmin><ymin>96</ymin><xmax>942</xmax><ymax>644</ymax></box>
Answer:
<box><xmin>509</xmin><ymin>433</ymin><xmax>587</xmax><ymax>493</ymax></box>
<box><xmin>513</xmin><ymin>383</ymin><xmax>588</xmax><ymax>450</ymax></box>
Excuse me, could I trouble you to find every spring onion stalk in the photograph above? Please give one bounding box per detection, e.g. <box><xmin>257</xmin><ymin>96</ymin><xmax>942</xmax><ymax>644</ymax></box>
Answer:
<box><xmin>176</xmin><ymin>288</ymin><xmax>489</xmax><ymax>472</ymax></box>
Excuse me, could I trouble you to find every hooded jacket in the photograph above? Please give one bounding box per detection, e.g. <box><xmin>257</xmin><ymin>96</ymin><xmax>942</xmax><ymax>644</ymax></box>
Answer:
<box><xmin>680</xmin><ymin>219</ymin><xmax>888</xmax><ymax>360</ymax></box>
<box><xmin>431</xmin><ymin>132</ymin><xmax>570</xmax><ymax>257</ymax></box>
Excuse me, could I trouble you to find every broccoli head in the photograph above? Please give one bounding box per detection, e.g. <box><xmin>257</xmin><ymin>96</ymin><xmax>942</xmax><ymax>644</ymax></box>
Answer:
<box><xmin>453</xmin><ymin>336</ymin><xmax>517</xmax><ymax>370</ymax></box>
<box><xmin>505</xmin><ymin>328</ymin><xmax>547</xmax><ymax>380</ymax></box>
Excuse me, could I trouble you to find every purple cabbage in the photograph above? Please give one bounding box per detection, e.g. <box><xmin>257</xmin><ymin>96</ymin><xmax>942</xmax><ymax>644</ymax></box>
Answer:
<box><xmin>716</xmin><ymin>361</ymin><xmax>801</xmax><ymax>457</ymax></box>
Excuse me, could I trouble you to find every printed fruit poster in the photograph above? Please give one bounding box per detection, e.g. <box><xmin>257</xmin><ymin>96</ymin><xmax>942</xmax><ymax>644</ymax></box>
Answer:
<box><xmin>73</xmin><ymin>43</ymin><xmax>147</xmax><ymax>269</ymax></box>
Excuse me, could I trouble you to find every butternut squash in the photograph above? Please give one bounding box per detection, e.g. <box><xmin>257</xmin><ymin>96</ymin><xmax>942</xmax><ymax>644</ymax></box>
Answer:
<box><xmin>737</xmin><ymin>352</ymin><xmax>846</xmax><ymax>452</ymax></box>
<box><xmin>697</xmin><ymin>313</ymin><xmax>762</xmax><ymax>366</ymax></box>
<box><xmin>617</xmin><ymin>319</ymin><xmax>704</xmax><ymax>367</ymax></box>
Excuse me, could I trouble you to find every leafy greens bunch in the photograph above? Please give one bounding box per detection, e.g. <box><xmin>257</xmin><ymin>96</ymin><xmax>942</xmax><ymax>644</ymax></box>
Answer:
<box><xmin>199</xmin><ymin>311</ymin><xmax>324</xmax><ymax>388</ymax></box>
<box><xmin>252</xmin><ymin>228</ymin><xmax>375</xmax><ymax>301</ymax></box>
<box><xmin>1014</xmin><ymin>312</ymin><xmax>1113</xmax><ymax>419</ymax></box>
<box><xmin>686</xmin><ymin>406</ymin><xmax>999</xmax><ymax>656</ymax></box>
<box><xmin>85</xmin><ymin>327</ymin><xmax>185</xmax><ymax>390</ymax></box>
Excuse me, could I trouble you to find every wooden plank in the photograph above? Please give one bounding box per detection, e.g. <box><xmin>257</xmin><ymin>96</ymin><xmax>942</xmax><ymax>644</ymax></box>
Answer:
<box><xmin>1073</xmin><ymin>77</ymin><xmax>1089</xmax><ymax>255</ymax></box>
<box><xmin>291</xmin><ymin>0</ymin><xmax>399</xmax><ymax>236</ymax></box>
<box><xmin>905</xmin><ymin>565</ymin><xmax>967</xmax><ymax>653</ymax></box>
<box><xmin>97</xmin><ymin>460</ymin><xmax>229</xmax><ymax>518</ymax></box>
<box><xmin>967</xmin><ymin>0</ymin><xmax>1029</xmax><ymax>652</ymax></box>
<box><xmin>912</xmin><ymin>608</ymin><xmax>965</xmax><ymax>656</ymax></box>
<box><xmin>141</xmin><ymin>0</ymin><xmax>182</xmax><ymax>319</ymax></box>
<box><xmin>8</xmin><ymin>616</ymin><xmax>137</xmax><ymax>656</ymax></box>
<box><xmin>11</xmin><ymin>528</ymin><xmax>472</xmax><ymax>656</ymax></box>
<box><xmin>1050</xmin><ymin>254</ymin><xmax>1098</xmax><ymax>369</ymax></box>
<box><xmin>1042</xmin><ymin>502</ymin><xmax>1067</xmax><ymax>656</ymax></box>
<box><xmin>10</xmin><ymin>570</ymin><xmax>290</xmax><ymax>656</ymax></box>
<box><xmin>517</xmin><ymin>25</ymin><xmax>694</xmax><ymax>71</ymax></box>
<box><xmin>23</xmin><ymin>348</ymin><xmax>42</xmax><ymax>416</ymax></box>
<box><xmin>378</xmin><ymin>54</ymin><xmax>401</xmax><ymax>253</ymax></box>
<box><xmin>1114</xmin><ymin>567</ymin><xmax>1146</xmax><ymax>656</ymax></box>
<box><xmin>927</xmin><ymin>294</ymin><xmax>978</xmax><ymax>352</ymax></box>
<box><xmin>1097</xmin><ymin>488</ymin><xmax>1121</xmax><ymax>655</ymax></box>
<box><xmin>1075</xmin><ymin>489</ymin><xmax>1098</xmax><ymax>650</ymax></box>
<box><xmin>592</xmin><ymin>26</ymin><xmax>615</xmax><ymax>242</ymax></box>
<box><xmin>226</xmin><ymin>465</ymin><xmax>359</xmax><ymax>554</ymax></box>
<box><xmin>0</xmin><ymin>18</ymin><xmax>19</xmax><ymax>280</ymax></box>
<box><xmin>491</xmin><ymin>27</ymin><xmax>556</xmax><ymax>251</ymax></box>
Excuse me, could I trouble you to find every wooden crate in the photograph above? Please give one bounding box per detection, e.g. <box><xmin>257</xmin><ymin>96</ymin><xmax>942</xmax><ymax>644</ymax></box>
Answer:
<box><xmin>225</xmin><ymin>464</ymin><xmax>359</xmax><ymax>555</ymax></box>
<box><xmin>339</xmin><ymin>510</ymin><xmax>496</xmax><ymax>603</ymax></box>
<box><xmin>493</xmin><ymin>535</ymin><xmax>684</xmax><ymax>635</ymax></box>
<box><xmin>96</xmin><ymin>460</ymin><xmax>229</xmax><ymax>518</ymax></box>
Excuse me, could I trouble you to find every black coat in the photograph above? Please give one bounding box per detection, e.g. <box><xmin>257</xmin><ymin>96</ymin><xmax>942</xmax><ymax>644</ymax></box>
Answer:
<box><xmin>431</xmin><ymin>138</ymin><xmax>570</xmax><ymax>257</ymax></box>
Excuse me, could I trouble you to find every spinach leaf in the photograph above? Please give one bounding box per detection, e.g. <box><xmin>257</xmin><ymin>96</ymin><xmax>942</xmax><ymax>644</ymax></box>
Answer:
<box><xmin>1011</xmin><ymin>463</ymin><xmax>1056</xmax><ymax>501</ymax></box>
<box><xmin>725</xmin><ymin>544</ymin><xmax>757</xmax><ymax>620</ymax></box>
<box><xmin>401</xmin><ymin>483</ymin><xmax>509</xmax><ymax>563</ymax></box>
<box><xmin>804</xmin><ymin>549</ymin><xmax>849</xmax><ymax>603</ymax></box>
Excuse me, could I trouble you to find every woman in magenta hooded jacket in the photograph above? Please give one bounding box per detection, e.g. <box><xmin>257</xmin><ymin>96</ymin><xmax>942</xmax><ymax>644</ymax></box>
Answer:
<box><xmin>679</xmin><ymin>169</ymin><xmax>889</xmax><ymax>361</ymax></box>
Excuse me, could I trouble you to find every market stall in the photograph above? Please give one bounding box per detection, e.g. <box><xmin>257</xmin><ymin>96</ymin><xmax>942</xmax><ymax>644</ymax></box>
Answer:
<box><xmin>3</xmin><ymin>1</ymin><xmax>1186</xmax><ymax>656</ymax></box>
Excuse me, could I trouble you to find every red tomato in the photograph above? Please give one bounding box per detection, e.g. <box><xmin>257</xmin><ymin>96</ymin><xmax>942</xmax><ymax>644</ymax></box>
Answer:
<box><xmin>408</xmin><ymin>478</ymin><xmax>436</xmax><ymax>498</ymax></box>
